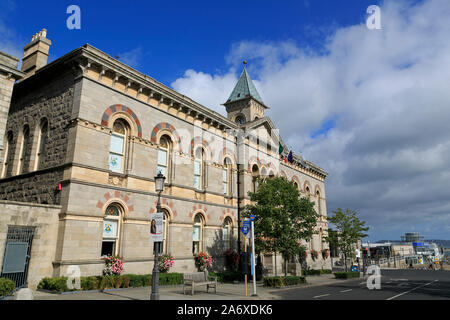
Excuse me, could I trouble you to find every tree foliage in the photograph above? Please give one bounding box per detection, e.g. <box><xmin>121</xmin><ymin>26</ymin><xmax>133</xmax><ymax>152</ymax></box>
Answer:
<box><xmin>325</xmin><ymin>208</ymin><xmax>369</xmax><ymax>271</ymax></box>
<box><xmin>243</xmin><ymin>177</ymin><xmax>319</xmax><ymax>275</ymax></box>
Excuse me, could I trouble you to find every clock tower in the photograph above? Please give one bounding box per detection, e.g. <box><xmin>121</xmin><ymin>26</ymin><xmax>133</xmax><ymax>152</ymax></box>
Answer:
<box><xmin>223</xmin><ymin>61</ymin><xmax>269</xmax><ymax>125</ymax></box>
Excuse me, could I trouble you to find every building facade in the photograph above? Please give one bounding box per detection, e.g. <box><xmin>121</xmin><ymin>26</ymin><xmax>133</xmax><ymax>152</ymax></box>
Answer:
<box><xmin>0</xmin><ymin>30</ymin><xmax>330</xmax><ymax>289</ymax></box>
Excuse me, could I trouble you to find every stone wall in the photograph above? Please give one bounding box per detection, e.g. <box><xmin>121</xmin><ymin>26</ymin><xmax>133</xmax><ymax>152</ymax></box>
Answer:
<box><xmin>0</xmin><ymin>69</ymin><xmax>76</xmax><ymax>204</ymax></box>
<box><xmin>0</xmin><ymin>200</ymin><xmax>61</xmax><ymax>289</ymax></box>
<box><xmin>0</xmin><ymin>52</ymin><xmax>22</xmax><ymax>155</ymax></box>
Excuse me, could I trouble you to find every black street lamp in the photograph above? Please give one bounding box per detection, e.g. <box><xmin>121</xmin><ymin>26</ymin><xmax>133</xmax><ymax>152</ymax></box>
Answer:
<box><xmin>150</xmin><ymin>172</ymin><xmax>165</xmax><ymax>300</ymax></box>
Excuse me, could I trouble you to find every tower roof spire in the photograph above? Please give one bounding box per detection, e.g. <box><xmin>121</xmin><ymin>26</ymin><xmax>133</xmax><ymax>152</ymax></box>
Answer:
<box><xmin>226</xmin><ymin>61</ymin><xmax>264</xmax><ymax>105</ymax></box>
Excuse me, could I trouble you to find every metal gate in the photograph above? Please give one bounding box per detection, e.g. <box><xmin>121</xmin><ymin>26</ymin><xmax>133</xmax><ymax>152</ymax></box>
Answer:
<box><xmin>1</xmin><ymin>226</ymin><xmax>35</xmax><ymax>290</ymax></box>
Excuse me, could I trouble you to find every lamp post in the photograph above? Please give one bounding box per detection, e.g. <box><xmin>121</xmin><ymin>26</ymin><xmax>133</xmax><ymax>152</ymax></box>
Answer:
<box><xmin>150</xmin><ymin>172</ymin><xmax>165</xmax><ymax>300</ymax></box>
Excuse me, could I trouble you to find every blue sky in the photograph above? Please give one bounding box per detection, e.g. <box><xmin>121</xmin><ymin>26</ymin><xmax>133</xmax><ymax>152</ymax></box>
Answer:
<box><xmin>1</xmin><ymin>0</ymin><xmax>381</xmax><ymax>83</ymax></box>
<box><xmin>2</xmin><ymin>0</ymin><xmax>450</xmax><ymax>242</ymax></box>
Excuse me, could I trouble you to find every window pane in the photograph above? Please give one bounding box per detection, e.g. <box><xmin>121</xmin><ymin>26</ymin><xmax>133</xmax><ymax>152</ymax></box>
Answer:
<box><xmin>110</xmin><ymin>135</ymin><xmax>124</xmax><ymax>154</ymax></box>
<box><xmin>222</xmin><ymin>228</ymin><xmax>228</xmax><ymax>241</ymax></box>
<box><xmin>157</xmin><ymin>150</ymin><xmax>167</xmax><ymax>166</ymax></box>
<box><xmin>223</xmin><ymin>169</ymin><xmax>227</xmax><ymax>182</ymax></box>
<box><xmin>109</xmin><ymin>153</ymin><xmax>123</xmax><ymax>172</ymax></box>
<box><xmin>105</xmin><ymin>205</ymin><xmax>120</xmax><ymax>216</ymax></box>
<box><xmin>223</xmin><ymin>182</ymin><xmax>227</xmax><ymax>194</ymax></box>
<box><xmin>113</xmin><ymin>121</ymin><xmax>125</xmax><ymax>134</ymax></box>
<box><xmin>103</xmin><ymin>220</ymin><xmax>118</xmax><ymax>238</ymax></box>
<box><xmin>101</xmin><ymin>241</ymin><xmax>115</xmax><ymax>256</ymax></box>
<box><xmin>193</xmin><ymin>226</ymin><xmax>200</xmax><ymax>241</ymax></box>
<box><xmin>157</xmin><ymin>165</ymin><xmax>166</xmax><ymax>176</ymax></box>
<box><xmin>194</xmin><ymin>161</ymin><xmax>201</xmax><ymax>175</ymax></box>
<box><xmin>194</xmin><ymin>176</ymin><xmax>200</xmax><ymax>189</ymax></box>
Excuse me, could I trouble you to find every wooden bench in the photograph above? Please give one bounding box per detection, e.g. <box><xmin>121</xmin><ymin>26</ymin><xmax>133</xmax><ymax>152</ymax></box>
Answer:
<box><xmin>183</xmin><ymin>271</ymin><xmax>217</xmax><ymax>295</ymax></box>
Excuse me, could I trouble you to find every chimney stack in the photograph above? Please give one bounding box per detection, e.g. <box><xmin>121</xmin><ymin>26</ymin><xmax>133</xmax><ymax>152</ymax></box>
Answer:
<box><xmin>21</xmin><ymin>28</ymin><xmax>51</xmax><ymax>78</ymax></box>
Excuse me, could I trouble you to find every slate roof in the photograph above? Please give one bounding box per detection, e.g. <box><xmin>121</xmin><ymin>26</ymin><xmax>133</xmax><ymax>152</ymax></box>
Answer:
<box><xmin>226</xmin><ymin>66</ymin><xmax>264</xmax><ymax>105</ymax></box>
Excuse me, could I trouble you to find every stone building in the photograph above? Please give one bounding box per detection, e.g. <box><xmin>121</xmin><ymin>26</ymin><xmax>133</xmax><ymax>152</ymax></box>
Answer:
<box><xmin>0</xmin><ymin>30</ymin><xmax>330</xmax><ymax>289</ymax></box>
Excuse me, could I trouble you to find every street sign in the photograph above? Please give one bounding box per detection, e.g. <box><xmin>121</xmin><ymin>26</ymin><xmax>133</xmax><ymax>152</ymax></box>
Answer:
<box><xmin>351</xmin><ymin>265</ymin><xmax>358</xmax><ymax>272</ymax></box>
<box><xmin>150</xmin><ymin>212</ymin><xmax>164</xmax><ymax>242</ymax></box>
<box><xmin>242</xmin><ymin>226</ymin><xmax>249</xmax><ymax>235</ymax></box>
<box><xmin>243</xmin><ymin>220</ymin><xmax>251</xmax><ymax>229</ymax></box>
<box><xmin>250</xmin><ymin>215</ymin><xmax>255</xmax><ymax>221</ymax></box>
<box><xmin>356</xmin><ymin>249</ymin><xmax>361</xmax><ymax>258</ymax></box>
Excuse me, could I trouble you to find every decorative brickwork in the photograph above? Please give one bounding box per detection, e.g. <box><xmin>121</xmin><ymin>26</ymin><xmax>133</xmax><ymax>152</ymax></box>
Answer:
<box><xmin>101</xmin><ymin>104</ymin><xmax>142</xmax><ymax>138</ymax></box>
<box><xmin>150</xmin><ymin>122</ymin><xmax>182</xmax><ymax>151</ymax></box>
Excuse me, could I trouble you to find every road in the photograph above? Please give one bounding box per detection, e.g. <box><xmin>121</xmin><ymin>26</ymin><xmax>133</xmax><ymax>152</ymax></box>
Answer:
<box><xmin>271</xmin><ymin>269</ymin><xmax>450</xmax><ymax>300</ymax></box>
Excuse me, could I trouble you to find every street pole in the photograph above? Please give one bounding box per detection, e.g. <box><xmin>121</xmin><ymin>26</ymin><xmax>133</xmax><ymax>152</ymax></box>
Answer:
<box><xmin>251</xmin><ymin>219</ymin><xmax>257</xmax><ymax>296</ymax></box>
<box><xmin>150</xmin><ymin>190</ymin><xmax>162</xmax><ymax>300</ymax></box>
<box><xmin>244</xmin><ymin>236</ymin><xmax>247</xmax><ymax>297</ymax></box>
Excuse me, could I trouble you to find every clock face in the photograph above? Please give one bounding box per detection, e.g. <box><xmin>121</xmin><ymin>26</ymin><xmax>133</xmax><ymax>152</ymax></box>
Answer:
<box><xmin>235</xmin><ymin>116</ymin><xmax>245</xmax><ymax>125</ymax></box>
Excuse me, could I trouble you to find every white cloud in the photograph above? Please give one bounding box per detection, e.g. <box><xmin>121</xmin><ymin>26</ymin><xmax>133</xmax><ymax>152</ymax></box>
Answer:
<box><xmin>171</xmin><ymin>0</ymin><xmax>450</xmax><ymax>240</ymax></box>
<box><xmin>117</xmin><ymin>47</ymin><xmax>144</xmax><ymax>69</ymax></box>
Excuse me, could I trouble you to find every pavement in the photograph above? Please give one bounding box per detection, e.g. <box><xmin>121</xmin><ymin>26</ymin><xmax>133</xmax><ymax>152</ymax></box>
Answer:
<box><xmin>28</xmin><ymin>273</ymin><xmax>358</xmax><ymax>300</ymax></box>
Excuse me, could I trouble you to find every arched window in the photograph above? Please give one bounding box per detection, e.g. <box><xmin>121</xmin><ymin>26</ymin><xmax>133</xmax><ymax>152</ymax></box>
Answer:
<box><xmin>319</xmin><ymin>228</ymin><xmax>324</xmax><ymax>251</ymax></box>
<box><xmin>194</xmin><ymin>147</ymin><xmax>205</xmax><ymax>190</ymax></box>
<box><xmin>36</xmin><ymin>119</ymin><xmax>48</xmax><ymax>170</ymax></box>
<box><xmin>2</xmin><ymin>131</ymin><xmax>13</xmax><ymax>178</ymax></box>
<box><xmin>305</xmin><ymin>186</ymin><xmax>310</xmax><ymax>199</ymax></box>
<box><xmin>157</xmin><ymin>135</ymin><xmax>172</xmax><ymax>177</ymax></box>
<box><xmin>18</xmin><ymin>125</ymin><xmax>30</xmax><ymax>175</ymax></box>
<box><xmin>222</xmin><ymin>217</ymin><xmax>233</xmax><ymax>250</ymax></box>
<box><xmin>102</xmin><ymin>203</ymin><xmax>123</xmax><ymax>256</ymax></box>
<box><xmin>260</xmin><ymin>167</ymin><xmax>267</xmax><ymax>180</ymax></box>
<box><xmin>193</xmin><ymin>213</ymin><xmax>205</xmax><ymax>254</ymax></box>
<box><xmin>293</xmin><ymin>181</ymin><xmax>299</xmax><ymax>190</ymax></box>
<box><xmin>109</xmin><ymin>119</ymin><xmax>129</xmax><ymax>173</ymax></box>
<box><xmin>222</xmin><ymin>157</ymin><xmax>232</xmax><ymax>195</ymax></box>
<box><xmin>268</xmin><ymin>170</ymin><xmax>274</xmax><ymax>178</ymax></box>
<box><xmin>316</xmin><ymin>190</ymin><xmax>321</xmax><ymax>215</ymax></box>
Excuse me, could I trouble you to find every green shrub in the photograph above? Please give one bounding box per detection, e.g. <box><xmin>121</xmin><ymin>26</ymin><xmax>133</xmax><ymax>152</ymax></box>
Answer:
<box><xmin>334</xmin><ymin>272</ymin><xmax>360</xmax><ymax>279</ymax></box>
<box><xmin>122</xmin><ymin>275</ymin><xmax>130</xmax><ymax>288</ymax></box>
<box><xmin>37</xmin><ymin>277</ymin><xmax>70</xmax><ymax>293</ymax></box>
<box><xmin>209</xmin><ymin>271</ymin><xmax>244</xmax><ymax>283</ymax></box>
<box><xmin>37</xmin><ymin>273</ymin><xmax>184</xmax><ymax>293</ymax></box>
<box><xmin>0</xmin><ymin>278</ymin><xmax>15</xmax><ymax>297</ymax></box>
<box><xmin>302</xmin><ymin>269</ymin><xmax>332</xmax><ymax>276</ymax></box>
<box><xmin>80</xmin><ymin>276</ymin><xmax>100</xmax><ymax>290</ymax></box>
<box><xmin>159</xmin><ymin>273</ymin><xmax>183</xmax><ymax>285</ymax></box>
<box><xmin>263</xmin><ymin>276</ymin><xmax>306</xmax><ymax>287</ymax></box>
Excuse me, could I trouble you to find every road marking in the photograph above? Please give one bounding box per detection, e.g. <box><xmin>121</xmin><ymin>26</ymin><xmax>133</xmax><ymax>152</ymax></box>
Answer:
<box><xmin>340</xmin><ymin>289</ymin><xmax>352</xmax><ymax>293</ymax></box>
<box><xmin>386</xmin><ymin>280</ymin><xmax>438</xmax><ymax>300</ymax></box>
<box><xmin>313</xmin><ymin>294</ymin><xmax>330</xmax><ymax>298</ymax></box>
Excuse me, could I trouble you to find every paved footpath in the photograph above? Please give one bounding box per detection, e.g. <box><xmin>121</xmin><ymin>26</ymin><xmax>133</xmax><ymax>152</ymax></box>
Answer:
<box><xmin>30</xmin><ymin>274</ymin><xmax>356</xmax><ymax>300</ymax></box>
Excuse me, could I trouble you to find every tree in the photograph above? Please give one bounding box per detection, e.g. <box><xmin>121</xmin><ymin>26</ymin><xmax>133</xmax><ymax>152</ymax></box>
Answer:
<box><xmin>325</xmin><ymin>208</ymin><xmax>369</xmax><ymax>272</ymax></box>
<box><xmin>243</xmin><ymin>177</ymin><xmax>319</xmax><ymax>276</ymax></box>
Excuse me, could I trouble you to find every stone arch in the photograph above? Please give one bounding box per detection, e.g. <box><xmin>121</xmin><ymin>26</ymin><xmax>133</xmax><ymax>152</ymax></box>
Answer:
<box><xmin>101</xmin><ymin>104</ymin><xmax>142</xmax><ymax>138</ymax></box>
<box><xmin>150</xmin><ymin>122</ymin><xmax>182</xmax><ymax>151</ymax></box>
<box><xmin>97</xmin><ymin>191</ymin><xmax>135</xmax><ymax>216</ymax></box>
<box><xmin>189</xmin><ymin>137</ymin><xmax>213</xmax><ymax>161</ymax></box>
<box><xmin>192</xmin><ymin>210</ymin><xmax>207</xmax><ymax>225</ymax></box>
<box><xmin>247</xmin><ymin>156</ymin><xmax>263</xmax><ymax>171</ymax></box>
<box><xmin>102</xmin><ymin>198</ymin><xmax>129</xmax><ymax>218</ymax></box>
<box><xmin>314</xmin><ymin>184</ymin><xmax>322</xmax><ymax>197</ymax></box>
<box><xmin>303</xmin><ymin>181</ymin><xmax>312</xmax><ymax>195</ymax></box>
<box><xmin>291</xmin><ymin>175</ymin><xmax>301</xmax><ymax>191</ymax></box>
<box><xmin>218</xmin><ymin>147</ymin><xmax>237</xmax><ymax>167</ymax></box>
